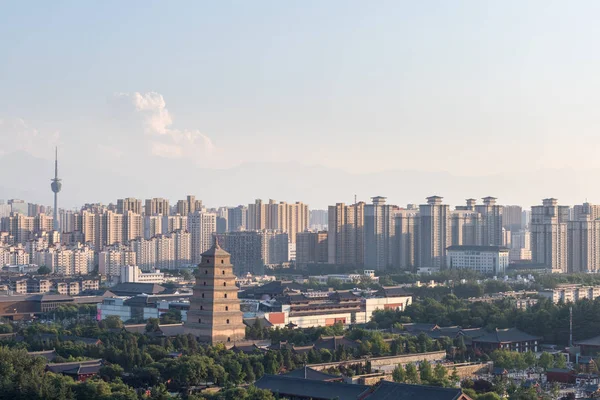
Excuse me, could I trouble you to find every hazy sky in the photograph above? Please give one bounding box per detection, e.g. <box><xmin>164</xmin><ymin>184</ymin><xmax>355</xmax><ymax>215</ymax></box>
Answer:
<box><xmin>2</xmin><ymin>1</ymin><xmax>600</xmax><ymax>207</ymax></box>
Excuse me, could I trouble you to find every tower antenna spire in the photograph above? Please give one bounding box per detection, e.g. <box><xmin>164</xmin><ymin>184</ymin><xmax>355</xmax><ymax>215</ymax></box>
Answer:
<box><xmin>50</xmin><ymin>147</ymin><xmax>62</xmax><ymax>232</ymax></box>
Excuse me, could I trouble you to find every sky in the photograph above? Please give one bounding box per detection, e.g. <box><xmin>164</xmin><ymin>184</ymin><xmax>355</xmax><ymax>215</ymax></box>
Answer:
<box><xmin>1</xmin><ymin>1</ymin><xmax>600</xmax><ymax>208</ymax></box>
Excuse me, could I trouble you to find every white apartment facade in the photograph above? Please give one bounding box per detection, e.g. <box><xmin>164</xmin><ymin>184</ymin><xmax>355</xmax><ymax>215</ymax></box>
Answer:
<box><xmin>446</xmin><ymin>245</ymin><xmax>510</xmax><ymax>275</ymax></box>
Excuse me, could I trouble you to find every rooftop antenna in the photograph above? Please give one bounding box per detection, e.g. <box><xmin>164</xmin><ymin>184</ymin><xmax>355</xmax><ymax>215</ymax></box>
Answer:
<box><xmin>354</xmin><ymin>194</ymin><xmax>357</xmax><ymax>205</ymax></box>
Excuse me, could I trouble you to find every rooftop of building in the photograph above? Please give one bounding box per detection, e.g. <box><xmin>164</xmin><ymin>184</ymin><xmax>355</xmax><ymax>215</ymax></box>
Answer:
<box><xmin>574</xmin><ymin>335</ymin><xmax>600</xmax><ymax>347</ymax></box>
<box><xmin>472</xmin><ymin>327</ymin><xmax>541</xmax><ymax>344</ymax></box>
<box><xmin>255</xmin><ymin>375</ymin><xmax>471</xmax><ymax>400</ymax></box>
<box><xmin>109</xmin><ymin>282</ymin><xmax>165</xmax><ymax>296</ymax></box>
<box><xmin>254</xmin><ymin>374</ymin><xmax>369</xmax><ymax>400</ymax></box>
<box><xmin>282</xmin><ymin>366</ymin><xmax>342</xmax><ymax>381</ymax></box>
<box><xmin>201</xmin><ymin>241</ymin><xmax>230</xmax><ymax>258</ymax></box>
<box><xmin>447</xmin><ymin>245</ymin><xmax>510</xmax><ymax>252</ymax></box>
<box><xmin>364</xmin><ymin>381</ymin><xmax>468</xmax><ymax>400</ymax></box>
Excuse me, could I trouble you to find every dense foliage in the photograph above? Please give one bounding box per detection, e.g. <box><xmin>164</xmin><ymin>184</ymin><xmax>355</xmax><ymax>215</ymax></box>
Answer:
<box><xmin>371</xmin><ymin>293</ymin><xmax>600</xmax><ymax>345</ymax></box>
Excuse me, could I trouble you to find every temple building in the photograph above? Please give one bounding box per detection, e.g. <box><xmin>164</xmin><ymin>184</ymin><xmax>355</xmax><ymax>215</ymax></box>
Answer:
<box><xmin>183</xmin><ymin>241</ymin><xmax>246</xmax><ymax>343</ymax></box>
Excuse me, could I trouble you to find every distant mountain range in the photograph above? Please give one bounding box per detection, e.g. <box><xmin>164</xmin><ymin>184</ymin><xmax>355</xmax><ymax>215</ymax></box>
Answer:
<box><xmin>0</xmin><ymin>151</ymin><xmax>595</xmax><ymax>210</ymax></box>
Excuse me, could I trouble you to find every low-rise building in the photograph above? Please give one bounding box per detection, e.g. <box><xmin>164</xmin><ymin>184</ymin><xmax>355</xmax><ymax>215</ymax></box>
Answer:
<box><xmin>471</xmin><ymin>327</ymin><xmax>541</xmax><ymax>353</ymax></box>
<box><xmin>447</xmin><ymin>245</ymin><xmax>510</xmax><ymax>275</ymax></box>
<box><xmin>119</xmin><ymin>265</ymin><xmax>164</xmax><ymax>284</ymax></box>
<box><xmin>308</xmin><ymin>270</ymin><xmax>380</xmax><ymax>285</ymax></box>
<box><xmin>540</xmin><ymin>284</ymin><xmax>600</xmax><ymax>304</ymax></box>
<box><xmin>251</xmin><ymin>284</ymin><xmax>412</xmax><ymax>329</ymax></box>
<box><xmin>97</xmin><ymin>293</ymin><xmax>191</xmax><ymax>322</ymax></box>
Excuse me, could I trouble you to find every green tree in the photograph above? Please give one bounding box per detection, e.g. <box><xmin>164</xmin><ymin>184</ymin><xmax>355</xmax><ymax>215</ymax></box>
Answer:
<box><xmin>100</xmin><ymin>315</ymin><xmax>124</xmax><ymax>330</ymax></box>
<box><xmin>146</xmin><ymin>318</ymin><xmax>160</xmax><ymax>332</ymax></box>
<box><xmin>392</xmin><ymin>364</ymin><xmax>406</xmax><ymax>382</ymax></box>
<box><xmin>555</xmin><ymin>353</ymin><xmax>567</xmax><ymax>369</ymax></box>
<box><xmin>99</xmin><ymin>364</ymin><xmax>124</xmax><ymax>381</ymax></box>
<box><xmin>433</xmin><ymin>363</ymin><xmax>447</xmax><ymax>385</ymax></box>
<box><xmin>405</xmin><ymin>363</ymin><xmax>420</xmax><ymax>384</ymax></box>
<box><xmin>37</xmin><ymin>265</ymin><xmax>52</xmax><ymax>275</ymax></box>
<box><xmin>450</xmin><ymin>367</ymin><xmax>460</xmax><ymax>385</ymax></box>
<box><xmin>538</xmin><ymin>352</ymin><xmax>554</xmax><ymax>370</ymax></box>
<box><xmin>523</xmin><ymin>352</ymin><xmax>536</xmax><ymax>369</ymax></box>
<box><xmin>419</xmin><ymin>359</ymin><xmax>434</xmax><ymax>384</ymax></box>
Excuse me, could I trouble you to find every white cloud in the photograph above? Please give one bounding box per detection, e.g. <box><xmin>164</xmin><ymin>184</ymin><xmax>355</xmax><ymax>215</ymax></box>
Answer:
<box><xmin>0</xmin><ymin>117</ymin><xmax>59</xmax><ymax>158</ymax></box>
<box><xmin>114</xmin><ymin>92</ymin><xmax>215</xmax><ymax>161</ymax></box>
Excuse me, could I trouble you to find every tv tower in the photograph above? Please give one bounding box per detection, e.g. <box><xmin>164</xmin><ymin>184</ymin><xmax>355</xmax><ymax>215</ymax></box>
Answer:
<box><xmin>50</xmin><ymin>147</ymin><xmax>62</xmax><ymax>232</ymax></box>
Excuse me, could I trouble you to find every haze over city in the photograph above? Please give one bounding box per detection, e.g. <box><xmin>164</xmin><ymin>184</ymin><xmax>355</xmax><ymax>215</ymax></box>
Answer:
<box><xmin>3</xmin><ymin>1</ymin><xmax>600</xmax><ymax>208</ymax></box>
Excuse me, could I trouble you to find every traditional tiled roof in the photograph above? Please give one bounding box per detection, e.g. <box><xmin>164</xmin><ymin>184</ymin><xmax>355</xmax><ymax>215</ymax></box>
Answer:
<box><xmin>377</xmin><ymin>286</ymin><xmax>413</xmax><ymax>298</ymax></box>
<box><xmin>575</xmin><ymin>335</ymin><xmax>600</xmax><ymax>347</ymax></box>
<box><xmin>315</xmin><ymin>335</ymin><xmax>359</xmax><ymax>351</ymax></box>
<box><xmin>364</xmin><ymin>381</ymin><xmax>468</xmax><ymax>400</ymax></box>
<box><xmin>243</xmin><ymin>317</ymin><xmax>274</xmax><ymax>328</ymax></box>
<box><xmin>472</xmin><ymin>328</ymin><xmax>541</xmax><ymax>344</ymax></box>
<box><xmin>28</xmin><ymin>350</ymin><xmax>58</xmax><ymax>362</ymax></box>
<box><xmin>255</xmin><ymin>375</ymin><xmax>370</xmax><ymax>400</ymax></box>
<box><xmin>201</xmin><ymin>241</ymin><xmax>230</xmax><ymax>257</ymax></box>
<box><xmin>547</xmin><ymin>368</ymin><xmax>572</xmax><ymax>374</ymax></box>
<box><xmin>109</xmin><ymin>282</ymin><xmax>165</xmax><ymax>296</ymax></box>
<box><xmin>402</xmin><ymin>323</ymin><xmax>439</xmax><ymax>332</ymax></box>
<box><xmin>231</xmin><ymin>344</ymin><xmax>265</xmax><ymax>354</ymax></box>
<box><xmin>282</xmin><ymin>366</ymin><xmax>342</xmax><ymax>382</ymax></box>
<box><xmin>240</xmin><ymin>281</ymin><xmax>305</xmax><ymax>298</ymax></box>
<box><xmin>46</xmin><ymin>359</ymin><xmax>103</xmax><ymax>374</ymax></box>
<box><xmin>292</xmin><ymin>345</ymin><xmax>315</xmax><ymax>355</ymax></box>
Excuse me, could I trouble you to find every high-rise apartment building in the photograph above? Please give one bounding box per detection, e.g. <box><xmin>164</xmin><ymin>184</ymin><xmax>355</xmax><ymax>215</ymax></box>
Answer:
<box><xmin>475</xmin><ymin>197</ymin><xmax>504</xmax><ymax>246</ymax></box>
<box><xmin>117</xmin><ymin>198</ymin><xmax>142</xmax><ymax>214</ymax></box>
<box><xmin>80</xmin><ymin>210</ymin><xmax>96</xmax><ymax>246</ymax></box>
<box><xmin>246</xmin><ymin>199</ymin><xmax>308</xmax><ymax>243</ymax></box>
<box><xmin>394</xmin><ymin>209</ymin><xmax>419</xmax><ymax>271</ymax></box>
<box><xmin>364</xmin><ymin>196</ymin><xmax>396</xmax><ymax>271</ymax></box>
<box><xmin>1</xmin><ymin>213</ymin><xmax>35</xmax><ymax>243</ymax></box>
<box><xmin>573</xmin><ymin>203</ymin><xmax>600</xmax><ymax>222</ymax></box>
<box><xmin>261</xmin><ymin>230</ymin><xmax>289</xmax><ymax>266</ymax></box>
<box><xmin>99</xmin><ymin>246</ymin><xmax>136</xmax><ymax>277</ymax></box>
<box><xmin>215</xmin><ymin>231</ymin><xmax>264</xmax><ymax>276</ymax></box>
<box><xmin>129</xmin><ymin>238</ymin><xmax>157</xmax><ymax>271</ymax></box>
<box><xmin>123</xmin><ymin>211</ymin><xmax>143</xmax><ymax>243</ymax></box>
<box><xmin>173</xmin><ymin>229</ymin><xmax>192</xmax><ymax>268</ymax></box>
<box><xmin>503</xmin><ymin>205</ymin><xmax>523</xmax><ymax>232</ymax></box>
<box><xmin>568</xmin><ymin>207</ymin><xmax>600</xmax><ymax>273</ymax></box>
<box><xmin>33</xmin><ymin>214</ymin><xmax>54</xmax><ymax>233</ymax></box>
<box><xmin>296</xmin><ymin>231</ymin><xmax>328</xmax><ymax>266</ymax></box>
<box><xmin>156</xmin><ymin>234</ymin><xmax>175</xmax><ymax>270</ymax></box>
<box><xmin>8</xmin><ymin>199</ymin><xmax>28</xmax><ymax>215</ymax></box>
<box><xmin>450</xmin><ymin>208</ymin><xmax>482</xmax><ymax>246</ymax></box>
<box><xmin>247</xmin><ymin>199</ymin><xmax>266</xmax><ymax>230</ymax></box>
<box><xmin>227</xmin><ymin>206</ymin><xmax>247</xmax><ymax>232</ymax></box>
<box><xmin>95</xmin><ymin>211</ymin><xmax>123</xmax><ymax>250</ymax></box>
<box><xmin>309</xmin><ymin>209</ymin><xmax>328</xmax><ymax>231</ymax></box>
<box><xmin>531</xmin><ymin>198</ymin><xmax>569</xmax><ymax>273</ymax></box>
<box><xmin>327</xmin><ymin>202</ymin><xmax>365</xmax><ymax>266</ymax></box>
<box><xmin>189</xmin><ymin>211</ymin><xmax>217</xmax><ymax>265</ymax></box>
<box><xmin>144</xmin><ymin>215</ymin><xmax>162</xmax><ymax>239</ymax></box>
<box><xmin>161</xmin><ymin>214</ymin><xmax>188</xmax><ymax>234</ymax></box>
<box><xmin>419</xmin><ymin>196</ymin><xmax>451</xmax><ymax>269</ymax></box>
<box><xmin>176</xmin><ymin>195</ymin><xmax>202</xmax><ymax>216</ymax></box>
<box><xmin>144</xmin><ymin>198</ymin><xmax>170</xmax><ymax>216</ymax></box>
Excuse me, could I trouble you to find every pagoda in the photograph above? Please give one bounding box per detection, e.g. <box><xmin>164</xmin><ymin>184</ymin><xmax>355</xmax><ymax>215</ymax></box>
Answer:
<box><xmin>183</xmin><ymin>240</ymin><xmax>246</xmax><ymax>343</ymax></box>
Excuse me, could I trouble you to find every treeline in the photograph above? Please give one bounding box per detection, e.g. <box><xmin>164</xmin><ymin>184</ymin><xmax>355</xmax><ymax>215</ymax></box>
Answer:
<box><xmin>371</xmin><ymin>293</ymin><xmax>600</xmax><ymax>345</ymax></box>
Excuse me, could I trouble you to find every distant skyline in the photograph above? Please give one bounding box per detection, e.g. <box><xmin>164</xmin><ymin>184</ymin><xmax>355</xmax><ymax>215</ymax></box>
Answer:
<box><xmin>2</xmin><ymin>1</ymin><xmax>600</xmax><ymax>207</ymax></box>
